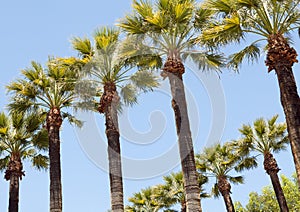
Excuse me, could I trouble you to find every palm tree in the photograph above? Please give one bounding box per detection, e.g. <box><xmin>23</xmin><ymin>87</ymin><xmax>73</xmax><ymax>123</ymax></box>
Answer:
<box><xmin>155</xmin><ymin>172</ymin><xmax>209</xmax><ymax>212</ymax></box>
<box><xmin>234</xmin><ymin>115</ymin><xmax>289</xmax><ymax>212</ymax></box>
<box><xmin>0</xmin><ymin>111</ymin><xmax>48</xmax><ymax>212</ymax></box>
<box><xmin>118</xmin><ymin>1</ymin><xmax>224</xmax><ymax>210</ymax></box>
<box><xmin>69</xmin><ymin>27</ymin><xmax>158</xmax><ymax>212</ymax></box>
<box><xmin>125</xmin><ymin>187</ymin><xmax>165</xmax><ymax>212</ymax></box>
<box><xmin>6</xmin><ymin>60</ymin><xmax>81</xmax><ymax>212</ymax></box>
<box><xmin>196</xmin><ymin>143</ymin><xmax>254</xmax><ymax>212</ymax></box>
<box><xmin>199</xmin><ymin>0</ymin><xmax>300</xmax><ymax>186</ymax></box>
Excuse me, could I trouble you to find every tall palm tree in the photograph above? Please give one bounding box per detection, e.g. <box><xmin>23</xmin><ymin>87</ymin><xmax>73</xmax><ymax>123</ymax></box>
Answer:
<box><xmin>0</xmin><ymin>111</ymin><xmax>48</xmax><ymax>212</ymax></box>
<box><xmin>6</xmin><ymin>60</ymin><xmax>81</xmax><ymax>212</ymax></box>
<box><xmin>155</xmin><ymin>172</ymin><xmax>209</xmax><ymax>212</ymax></box>
<box><xmin>234</xmin><ymin>115</ymin><xmax>289</xmax><ymax>212</ymax></box>
<box><xmin>69</xmin><ymin>27</ymin><xmax>158</xmax><ymax>212</ymax></box>
<box><xmin>118</xmin><ymin>1</ymin><xmax>224</xmax><ymax>210</ymax></box>
<box><xmin>199</xmin><ymin>0</ymin><xmax>300</xmax><ymax>186</ymax></box>
<box><xmin>196</xmin><ymin>143</ymin><xmax>254</xmax><ymax>212</ymax></box>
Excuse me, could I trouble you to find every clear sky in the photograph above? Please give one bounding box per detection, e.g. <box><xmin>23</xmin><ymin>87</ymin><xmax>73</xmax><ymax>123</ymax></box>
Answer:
<box><xmin>0</xmin><ymin>1</ymin><xmax>299</xmax><ymax>212</ymax></box>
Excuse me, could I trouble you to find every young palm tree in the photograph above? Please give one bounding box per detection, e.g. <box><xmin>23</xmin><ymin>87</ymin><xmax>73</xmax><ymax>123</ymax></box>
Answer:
<box><xmin>234</xmin><ymin>115</ymin><xmax>289</xmax><ymax>212</ymax></box>
<box><xmin>196</xmin><ymin>143</ymin><xmax>254</xmax><ymax>212</ymax></box>
<box><xmin>199</xmin><ymin>0</ymin><xmax>300</xmax><ymax>186</ymax></box>
<box><xmin>155</xmin><ymin>172</ymin><xmax>209</xmax><ymax>212</ymax></box>
<box><xmin>7</xmin><ymin>60</ymin><xmax>81</xmax><ymax>212</ymax></box>
<box><xmin>0</xmin><ymin>111</ymin><xmax>48</xmax><ymax>212</ymax></box>
<box><xmin>118</xmin><ymin>1</ymin><xmax>224</xmax><ymax>210</ymax></box>
<box><xmin>69</xmin><ymin>27</ymin><xmax>158</xmax><ymax>212</ymax></box>
<box><xmin>125</xmin><ymin>187</ymin><xmax>165</xmax><ymax>212</ymax></box>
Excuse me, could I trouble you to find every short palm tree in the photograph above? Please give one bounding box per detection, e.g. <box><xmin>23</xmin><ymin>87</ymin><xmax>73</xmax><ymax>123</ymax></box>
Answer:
<box><xmin>196</xmin><ymin>143</ymin><xmax>254</xmax><ymax>212</ymax></box>
<box><xmin>234</xmin><ymin>115</ymin><xmax>289</xmax><ymax>212</ymax></box>
<box><xmin>0</xmin><ymin>111</ymin><xmax>48</xmax><ymax>212</ymax></box>
<box><xmin>155</xmin><ymin>172</ymin><xmax>209</xmax><ymax>212</ymax></box>
<box><xmin>7</xmin><ymin>60</ymin><xmax>81</xmax><ymax>212</ymax></box>
<box><xmin>125</xmin><ymin>187</ymin><xmax>164</xmax><ymax>212</ymax></box>
<box><xmin>70</xmin><ymin>27</ymin><xmax>158</xmax><ymax>212</ymax></box>
<box><xmin>118</xmin><ymin>1</ymin><xmax>224</xmax><ymax>210</ymax></box>
<box><xmin>199</xmin><ymin>0</ymin><xmax>300</xmax><ymax>186</ymax></box>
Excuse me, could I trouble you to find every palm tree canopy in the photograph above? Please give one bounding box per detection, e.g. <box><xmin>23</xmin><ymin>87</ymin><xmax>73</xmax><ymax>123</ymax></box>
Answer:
<box><xmin>0</xmin><ymin>111</ymin><xmax>48</xmax><ymax>171</ymax></box>
<box><xmin>199</xmin><ymin>0</ymin><xmax>300</xmax><ymax>70</ymax></box>
<box><xmin>196</xmin><ymin>142</ymin><xmax>251</xmax><ymax>197</ymax></box>
<box><xmin>118</xmin><ymin>0</ymin><xmax>225</xmax><ymax>71</ymax></box>
<box><xmin>126</xmin><ymin>187</ymin><xmax>164</xmax><ymax>212</ymax></box>
<box><xmin>68</xmin><ymin>26</ymin><xmax>159</xmax><ymax>110</ymax></box>
<box><xmin>6</xmin><ymin>59</ymin><xmax>82</xmax><ymax>127</ymax></box>
<box><xmin>235</xmin><ymin>115</ymin><xmax>289</xmax><ymax>156</ymax></box>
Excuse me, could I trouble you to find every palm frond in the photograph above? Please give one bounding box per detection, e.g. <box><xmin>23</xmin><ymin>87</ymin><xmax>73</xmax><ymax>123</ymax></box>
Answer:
<box><xmin>0</xmin><ymin>155</ymin><xmax>10</xmax><ymax>171</ymax></box>
<box><xmin>31</xmin><ymin>154</ymin><xmax>49</xmax><ymax>170</ymax></box>
<box><xmin>183</xmin><ymin>52</ymin><xmax>225</xmax><ymax>71</ymax></box>
<box><xmin>228</xmin><ymin>175</ymin><xmax>244</xmax><ymax>184</ymax></box>
<box><xmin>227</xmin><ymin>43</ymin><xmax>261</xmax><ymax>72</ymax></box>
<box><xmin>62</xmin><ymin>112</ymin><xmax>83</xmax><ymax>128</ymax></box>
<box><xmin>120</xmin><ymin>84</ymin><xmax>138</xmax><ymax>106</ymax></box>
<box><xmin>130</xmin><ymin>70</ymin><xmax>159</xmax><ymax>92</ymax></box>
<box><xmin>211</xmin><ymin>183</ymin><xmax>221</xmax><ymax>198</ymax></box>
<box><xmin>31</xmin><ymin>129</ymin><xmax>49</xmax><ymax>151</ymax></box>
<box><xmin>234</xmin><ymin>156</ymin><xmax>258</xmax><ymax>172</ymax></box>
<box><xmin>71</xmin><ymin>37</ymin><xmax>93</xmax><ymax>58</ymax></box>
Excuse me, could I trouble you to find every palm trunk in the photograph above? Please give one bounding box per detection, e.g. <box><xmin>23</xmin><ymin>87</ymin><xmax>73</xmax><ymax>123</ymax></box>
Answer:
<box><xmin>264</xmin><ymin>152</ymin><xmax>289</xmax><ymax>212</ymax></box>
<box><xmin>47</xmin><ymin>108</ymin><xmax>63</xmax><ymax>212</ymax></box>
<box><xmin>5</xmin><ymin>156</ymin><xmax>24</xmax><ymax>212</ymax></box>
<box><xmin>100</xmin><ymin>82</ymin><xmax>124</xmax><ymax>212</ymax></box>
<box><xmin>8</xmin><ymin>174</ymin><xmax>20</xmax><ymax>212</ymax></box>
<box><xmin>266</xmin><ymin>33</ymin><xmax>300</xmax><ymax>187</ymax></box>
<box><xmin>5</xmin><ymin>155</ymin><xmax>24</xmax><ymax>212</ymax></box>
<box><xmin>163</xmin><ymin>57</ymin><xmax>202</xmax><ymax>212</ymax></box>
<box><xmin>217</xmin><ymin>176</ymin><xmax>235</xmax><ymax>212</ymax></box>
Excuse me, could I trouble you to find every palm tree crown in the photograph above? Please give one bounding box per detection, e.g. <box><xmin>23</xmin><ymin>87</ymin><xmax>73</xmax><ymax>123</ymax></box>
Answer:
<box><xmin>233</xmin><ymin>115</ymin><xmax>289</xmax><ymax>211</ymax></box>
<box><xmin>196</xmin><ymin>142</ymin><xmax>254</xmax><ymax>212</ymax></box>
<box><xmin>199</xmin><ymin>0</ymin><xmax>300</xmax><ymax>70</ymax></box>
<box><xmin>0</xmin><ymin>111</ymin><xmax>48</xmax><ymax>212</ymax></box>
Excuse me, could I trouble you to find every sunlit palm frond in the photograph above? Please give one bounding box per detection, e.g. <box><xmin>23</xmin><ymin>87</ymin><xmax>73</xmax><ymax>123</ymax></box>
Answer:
<box><xmin>71</xmin><ymin>37</ymin><xmax>93</xmax><ymax>58</ymax></box>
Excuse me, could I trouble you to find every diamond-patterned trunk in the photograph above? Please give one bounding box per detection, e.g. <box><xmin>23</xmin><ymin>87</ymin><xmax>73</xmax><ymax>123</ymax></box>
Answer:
<box><xmin>266</xmin><ymin>33</ymin><xmax>300</xmax><ymax>189</ymax></box>
<box><xmin>100</xmin><ymin>82</ymin><xmax>124</xmax><ymax>212</ymax></box>
<box><xmin>263</xmin><ymin>152</ymin><xmax>289</xmax><ymax>212</ymax></box>
<box><xmin>217</xmin><ymin>176</ymin><xmax>234</xmax><ymax>212</ymax></box>
<box><xmin>47</xmin><ymin>107</ymin><xmax>63</xmax><ymax>212</ymax></box>
<box><xmin>163</xmin><ymin>57</ymin><xmax>202</xmax><ymax>212</ymax></box>
<box><xmin>5</xmin><ymin>153</ymin><xmax>24</xmax><ymax>212</ymax></box>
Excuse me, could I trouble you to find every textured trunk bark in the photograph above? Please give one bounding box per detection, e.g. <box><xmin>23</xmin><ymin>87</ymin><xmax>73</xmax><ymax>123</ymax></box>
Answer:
<box><xmin>47</xmin><ymin>108</ymin><xmax>63</xmax><ymax>212</ymax></box>
<box><xmin>275</xmin><ymin>67</ymin><xmax>300</xmax><ymax>188</ymax></box>
<box><xmin>218</xmin><ymin>177</ymin><xmax>235</xmax><ymax>212</ymax></box>
<box><xmin>5</xmin><ymin>154</ymin><xmax>24</xmax><ymax>212</ymax></box>
<box><xmin>222</xmin><ymin>194</ymin><xmax>235</xmax><ymax>212</ymax></box>
<box><xmin>100</xmin><ymin>82</ymin><xmax>124</xmax><ymax>212</ymax></box>
<box><xmin>163</xmin><ymin>57</ymin><xmax>202</xmax><ymax>212</ymax></box>
<box><xmin>8</xmin><ymin>173</ymin><xmax>20</xmax><ymax>212</ymax></box>
<box><xmin>266</xmin><ymin>33</ymin><xmax>300</xmax><ymax>188</ymax></box>
<box><xmin>264</xmin><ymin>152</ymin><xmax>289</xmax><ymax>212</ymax></box>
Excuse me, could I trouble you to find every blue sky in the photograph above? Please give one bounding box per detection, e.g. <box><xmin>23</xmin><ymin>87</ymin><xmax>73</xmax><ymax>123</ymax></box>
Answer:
<box><xmin>0</xmin><ymin>0</ymin><xmax>299</xmax><ymax>211</ymax></box>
